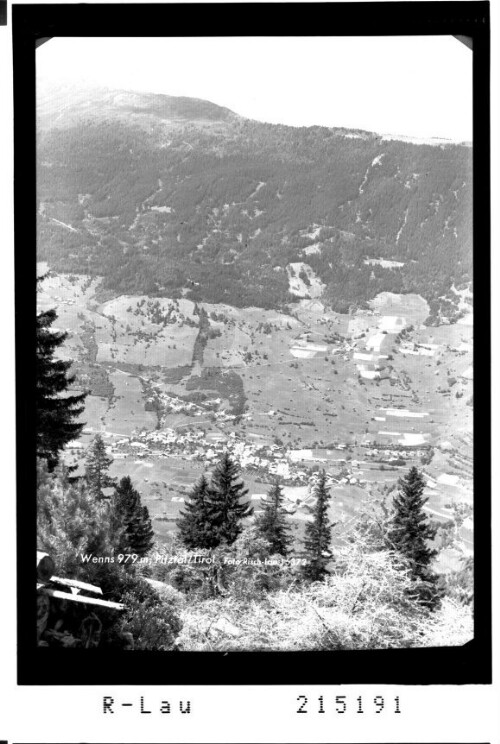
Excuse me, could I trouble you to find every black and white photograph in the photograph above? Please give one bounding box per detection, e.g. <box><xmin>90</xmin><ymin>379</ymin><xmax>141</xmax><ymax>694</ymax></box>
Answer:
<box><xmin>32</xmin><ymin>29</ymin><xmax>480</xmax><ymax>654</ymax></box>
<box><xmin>10</xmin><ymin>3</ymin><xmax>491</xmax><ymax>688</ymax></box>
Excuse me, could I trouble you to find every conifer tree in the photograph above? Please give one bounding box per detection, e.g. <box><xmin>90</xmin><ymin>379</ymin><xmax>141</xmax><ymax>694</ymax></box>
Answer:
<box><xmin>36</xmin><ymin>307</ymin><xmax>87</xmax><ymax>469</ymax></box>
<box><xmin>37</xmin><ymin>459</ymin><xmax>115</xmax><ymax>578</ymax></box>
<box><xmin>255</xmin><ymin>482</ymin><xmax>293</xmax><ymax>556</ymax></box>
<box><xmin>112</xmin><ymin>475</ymin><xmax>140</xmax><ymax>541</ymax></box>
<box><xmin>177</xmin><ymin>456</ymin><xmax>252</xmax><ymax>549</ymax></box>
<box><xmin>387</xmin><ymin>466</ymin><xmax>438</xmax><ymax>582</ymax></box>
<box><xmin>128</xmin><ymin>505</ymin><xmax>155</xmax><ymax>558</ymax></box>
<box><xmin>113</xmin><ymin>476</ymin><xmax>154</xmax><ymax>557</ymax></box>
<box><xmin>303</xmin><ymin>471</ymin><xmax>334</xmax><ymax>581</ymax></box>
<box><xmin>177</xmin><ymin>473</ymin><xmax>216</xmax><ymax>549</ymax></box>
<box><xmin>208</xmin><ymin>453</ymin><xmax>253</xmax><ymax>546</ymax></box>
<box><xmin>84</xmin><ymin>434</ymin><xmax>115</xmax><ymax>500</ymax></box>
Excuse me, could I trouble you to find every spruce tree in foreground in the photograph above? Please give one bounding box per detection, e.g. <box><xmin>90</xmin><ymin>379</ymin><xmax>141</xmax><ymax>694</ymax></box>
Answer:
<box><xmin>177</xmin><ymin>473</ymin><xmax>216</xmax><ymax>549</ymax></box>
<box><xmin>36</xmin><ymin>307</ymin><xmax>87</xmax><ymax>469</ymax></box>
<box><xmin>113</xmin><ymin>476</ymin><xmax>154</xmax><ymax>557</ymax></box>
<box><xmin>128</xmin><ymin>505</ymin><xmax>155</xmax><ymax>557</ymax></box>
<box><xmin>85</xmin><ymin>434</ymin><xmax>115</xmax><ymax>500</ymax></box>
<box><xmin>113</xmin><ymin>475</ymin><xmax>140</xmax><ymax>542</ymax></box>
<box><xmin>255</xmin><ymin>482</ymin><xmax>293</xmax><ymax>556</ymax></box>
<box><xmin>208</xmin><ymin>453</ymin><xmax>253</xmax><ymax>546</ymax></box>
<box><xmin>303</xmin><ymin>471</ymin><xmax>334</xmax><ymax>581</ymax></box>
<box><xmin>387</xmin><ymin>466</ymin><xmax>438</xmax><ymax>583</ymax></box>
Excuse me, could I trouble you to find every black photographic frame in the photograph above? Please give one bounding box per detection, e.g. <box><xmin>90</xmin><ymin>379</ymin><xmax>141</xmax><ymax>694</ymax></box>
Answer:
<box><xmin>14</xmin><ymin>1</ymin><xmax>491</xmax><ymax>685</ymax></box>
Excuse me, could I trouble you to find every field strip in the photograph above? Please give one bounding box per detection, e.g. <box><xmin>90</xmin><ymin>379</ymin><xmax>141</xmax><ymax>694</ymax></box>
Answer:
<box><xmin>172</xmin><ymin>419</ymin><xmax>214</xmax><ymax>429</ymax></box>
<box><xmin>203</xmin><ymin>359</ymin><xmax>298</xmax><ymax>370</ymax></box>
<box><xmin>424</xmin><ymin>505</ymin><xmax>451</xmax><ymax>520</ymax></box>
<box><xmin>383</xmin><ymin>408</ymin><xmax>429</xmax><ymax>418</ymax></box>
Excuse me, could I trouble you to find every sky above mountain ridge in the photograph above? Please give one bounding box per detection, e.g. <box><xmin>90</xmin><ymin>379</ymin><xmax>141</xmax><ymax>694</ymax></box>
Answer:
<box><xmin>37</xmin><ymin>36</ymin><xmax>472</xmax><ymax>143</ymax></box>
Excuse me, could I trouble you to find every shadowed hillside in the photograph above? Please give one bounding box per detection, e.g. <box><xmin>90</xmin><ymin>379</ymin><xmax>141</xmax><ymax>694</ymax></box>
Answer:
<box><xmin>37</xmin><ymin>84</ymin><xmax>472</xmax><ymax>321</ymax></box>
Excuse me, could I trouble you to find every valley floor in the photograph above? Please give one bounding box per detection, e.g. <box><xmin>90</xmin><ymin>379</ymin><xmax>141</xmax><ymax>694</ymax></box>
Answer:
<box><xmin>38</xmin><ymin>267</ymin><xmax>474</xmax><ymax>571</ymax></box>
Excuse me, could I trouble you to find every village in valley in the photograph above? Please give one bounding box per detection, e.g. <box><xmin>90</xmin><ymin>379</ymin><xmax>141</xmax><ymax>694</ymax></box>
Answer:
<box><xmin>38</xmin><ymin>260</ymin><xmax>473</xmax><ymax>569</ymax></box>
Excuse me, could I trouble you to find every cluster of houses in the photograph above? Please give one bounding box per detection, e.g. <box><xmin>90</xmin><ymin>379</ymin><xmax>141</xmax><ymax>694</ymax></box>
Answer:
<box><xmin>108</xmin><ymin>428</ymin><xmax>317</xmax><ymax>484</ymax></box>
<box><xmin>361</xmin><ymin>444</ymin><xmax>428</xmax><ymax>461</ymax></box>
<box><xmin>146</xmin><ymin>389</ymin><xmax>237</xmax><ymax>424</ymax></box>
<box><xmin>399</xmin><ymin>341</ymin><xmax>437</xmax><ymax>357</ymax></box>
<box><xmin>45</xmin><ymin>292</ymin><xmax>77</xmax><ymax>307</ymax></box>
<box><xmin>101</xmin><ymin>423</ymin><xmax>431</xmax><ymax>488</ymax></box>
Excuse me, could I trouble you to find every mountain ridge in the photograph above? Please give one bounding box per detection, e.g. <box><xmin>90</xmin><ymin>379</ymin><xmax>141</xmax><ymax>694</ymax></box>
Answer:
<box><xmin>37</xmin><ymin>81</ymin><xmax>471</xmax><ymax>147</ymax></box>
<box><xmin>37</xmin><ymin>84</ymin><xmax>473</xmax><ymax>323</ymax></box>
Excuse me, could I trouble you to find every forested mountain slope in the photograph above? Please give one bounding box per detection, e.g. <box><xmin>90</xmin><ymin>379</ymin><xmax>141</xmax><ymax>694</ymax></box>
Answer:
<box><xmin>37</xmin><ymin>84</ymin><xmax>472</xmax><ymax>321</ymax></box>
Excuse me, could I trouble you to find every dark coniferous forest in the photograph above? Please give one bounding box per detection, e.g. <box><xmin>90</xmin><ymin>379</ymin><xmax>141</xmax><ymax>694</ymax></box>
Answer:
<box><xmin>37</xmin><ymin>85</ymin><xmax>472</xmax><ymax>322</ymax></box>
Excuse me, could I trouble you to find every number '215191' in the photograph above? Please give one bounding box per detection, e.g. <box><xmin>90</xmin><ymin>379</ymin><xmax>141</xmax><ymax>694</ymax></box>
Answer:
<box><xmin>296</xmin><ymin>695</ymin><xmax>401</xmax><ymax>714</ymax></box>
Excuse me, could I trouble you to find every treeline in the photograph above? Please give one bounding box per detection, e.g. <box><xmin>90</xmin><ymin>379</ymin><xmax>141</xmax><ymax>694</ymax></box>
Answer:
<box><xmin>173</xmin><ymin>457</ymin><xmax>440</xmax><ymax>600</ymax></box>
<box><xmin>159</xmin><ymin>457</ymin><xmax>472</xmax><ymax>650</ymax></box>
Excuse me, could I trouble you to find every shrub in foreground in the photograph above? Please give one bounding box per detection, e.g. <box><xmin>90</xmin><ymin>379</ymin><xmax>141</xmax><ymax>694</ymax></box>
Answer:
<box><xmin>106</xmin><ymin>575</ymin><xmax>183</xmax><ymax>650</ymax></box>
<box><xmin>176</xmin><ymin>540</ymin><xmax>473</xmax><ymax>651</ymax></box>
